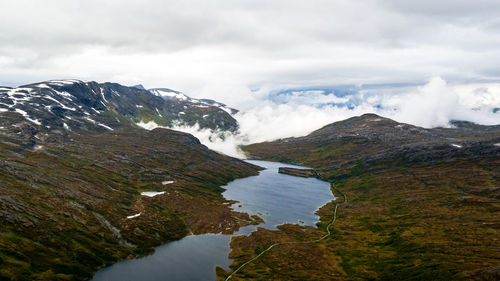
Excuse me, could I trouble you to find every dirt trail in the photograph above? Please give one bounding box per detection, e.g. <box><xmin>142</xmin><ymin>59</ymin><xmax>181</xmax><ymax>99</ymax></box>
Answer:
<box><xmin>224</xmin><ymin>184</ymin><xmax>348</xmax><ymax>281</ymax></box>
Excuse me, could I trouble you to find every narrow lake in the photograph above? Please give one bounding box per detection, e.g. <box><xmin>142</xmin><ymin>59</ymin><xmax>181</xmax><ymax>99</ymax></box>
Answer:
<box><xmin>91</xmin><ymin>160</ymin><xmax>334</xmax><ymax>281</ymax></box>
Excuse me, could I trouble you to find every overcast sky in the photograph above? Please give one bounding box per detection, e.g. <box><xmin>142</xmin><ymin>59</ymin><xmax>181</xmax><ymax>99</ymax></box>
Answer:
<box><xmin>1</xmin><ymin>0</ymin><xmax>500</xmax><ymax>103</ymax></box>
<box><xmin>1</xmin><ymin>0</ymin><xmax>499</xmax><ymax>153</ymax></box>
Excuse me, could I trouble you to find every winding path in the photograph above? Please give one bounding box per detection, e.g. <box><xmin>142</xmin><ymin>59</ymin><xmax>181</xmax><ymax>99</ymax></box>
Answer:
<box><xmin>224</xmin><ymin>183</ymin><xmax>348</xmax><ymax>281</ymax></box>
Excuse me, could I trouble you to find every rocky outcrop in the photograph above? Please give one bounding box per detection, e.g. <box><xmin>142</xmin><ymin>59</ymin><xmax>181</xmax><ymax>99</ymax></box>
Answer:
<box><xmin>278</xmin><ymin>167</ymin><xmax>317</xmax><ymax>178</ymax></box>
<box><xmin>0</xmin><ymin>80</ymin><xmax>239</xmax><ymax>135</ymax></box>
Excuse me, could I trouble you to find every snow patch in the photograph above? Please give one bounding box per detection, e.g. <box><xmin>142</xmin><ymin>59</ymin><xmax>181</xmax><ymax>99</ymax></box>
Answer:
<box><xmin>47</xmin><ymin>80</ymin><xmax>80</xmax><ymax>86</ymax></box>
<box><xmin>151</xmin><ymin>89</ymin><xmax>189</xmax><ymax>101</ymax></box>
<box><xmin>44</xmin><ymin>96</ymin><xmax>76</xmax><ymax>111</ymax></box>
<box><xmin>53</xmin><ymin>90</ymin><xmax>74</xmax><ymax>100</ymax></box>
<box><xmin>141</xmin><ymin>191</ymin><xmax>166</xmax><ymax>197</ymax></box>
<box><xmin>155</xmin><ymin>108</ymin><xmax>163</xmax><ymax>117</ymax></box>
<box><xmin>56</xmin><ymin>79</ymin><xmax>82</xmax><ymax>83</ymax></box>
<box><xmin>84</xmin><ymin>117</ymin><xmax>113</xmax><ymax>130</ymax></box>
<box><xmin>162</xmin><ymin>181</ymin><xmax>174</xmax><ymax>185</ymax></box>
<box><xmin>126</xmin><ymin>213</ymin><xmax>141</xmax><ymax>219</ymax></box>
<box><xmin>36</xmin><ymin>84</ymin><xmax>52</xmax><ymax>89</ymax></box>
<box><xmin>99</xmin><ymin>88</ymin><xmax>108</xmax><ymax>103</ymax></box>
<box><xmin>219</xmin><ymin>106</ymin><xmax>234</xmax><ymax>115</ymax></box>
<box><xmin>97</xmin><ymin>123</ymin><xmax>114</xmax><ymax>131</ymax></box>
<box><xmin>451</xmin><ymin>144</ymin><xmax>463</xmax><ymax>148</ymax></box>
<box><xmin>14</xmin><ymin>108</ymin><xmax>42</xmax><ymax>125</ymax></box>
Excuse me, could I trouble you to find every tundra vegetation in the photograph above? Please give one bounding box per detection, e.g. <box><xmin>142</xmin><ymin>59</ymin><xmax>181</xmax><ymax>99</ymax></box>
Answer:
<box><xmin>220</xmin><ymin>114</ymin><xmax>500</xmax><ymax>281</ymax></box>
<box><xmin>0</xmin><ymin>125</ymin><xmax>262</xmax><ymax>280</ymax></box>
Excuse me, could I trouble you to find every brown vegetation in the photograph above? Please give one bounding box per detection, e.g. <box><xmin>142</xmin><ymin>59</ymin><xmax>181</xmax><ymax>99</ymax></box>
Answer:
<box><xmin>222</xmin><ymin>114</ymin><xmax>500</xmax><ymax>280</ymax></box>
<box><xmin>0</xmin><ymin>126</ymin><xmax>261</xmax><ymax>280</ymax></box>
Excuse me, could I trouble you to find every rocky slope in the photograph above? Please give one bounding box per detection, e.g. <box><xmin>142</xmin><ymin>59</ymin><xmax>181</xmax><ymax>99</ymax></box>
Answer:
<box><xmin>0</xmin><ymin>80</ymin><xmax>238</xmax><ymax>136</ymax></box>
<box><xmin>0</xmin><ymin>124</ymin><xmax>262</xmax><ymax>280</ymax></box>
<box><xmin>226</xmin><ymin>114</ymin><xmax>500</xmax><ymax>280</ymax></box>
<box><xmin>244</xmin><ymin>113</ymin><xmax>500</xmax><ymax>170</ymax></box>
<box><xmin>0</xmin><ymin>80</ymin><xmax>261</xmax><ymax>280</ymax></box>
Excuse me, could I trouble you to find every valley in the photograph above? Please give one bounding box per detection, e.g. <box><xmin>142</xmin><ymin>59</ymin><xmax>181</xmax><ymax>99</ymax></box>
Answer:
<box><xmin>91</xmin><ymin>161</ymin><xmax>334</xmax><ymax>281</ymax></box>
<box><xmin>232</xmin><ymin>114</ymin><xmax>500</xmax><ymax>280</ymax></box>
<box><xmin>0</xmin><ymin>80</ymin><xmax>257</xmax><ymax>280</ymax></box>
<box><xmin>0</xmin><ymin>81</ymin><xmax>499</xmax><ymax>281</ymax></box>
<box><xmin>3</xmin><ymin>2</ymin><xmax>500</xmax><ymax>280</ymax></box>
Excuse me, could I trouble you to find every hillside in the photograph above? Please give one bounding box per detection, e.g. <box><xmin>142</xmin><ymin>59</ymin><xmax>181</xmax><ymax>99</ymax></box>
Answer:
<box><xmin>0</xmin><ymin>80</ymin><xmax>238</xmax><ymax>135</ymax></box>
<box><xmin>226</xmin><ymin>114</ymin><xmax>500</xmax><ymax>280</ymax></box>
<box><xmin>0</xmin><ymin>80</ymin><xmax>262</xmax><ymax>280</ymax></box>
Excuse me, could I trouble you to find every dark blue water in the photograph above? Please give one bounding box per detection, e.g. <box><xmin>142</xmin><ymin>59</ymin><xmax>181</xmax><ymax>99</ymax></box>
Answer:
<box><xmin>91</xmin><ymin>160</ymin><xmax>334</xmax><ymax>281</ymax></box>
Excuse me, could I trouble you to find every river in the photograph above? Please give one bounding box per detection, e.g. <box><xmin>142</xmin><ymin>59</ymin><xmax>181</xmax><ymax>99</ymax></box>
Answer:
<box><xmin>91</xmin><ymin>160</ymin><xmax>334</xmax><ymax>281</ymax></box>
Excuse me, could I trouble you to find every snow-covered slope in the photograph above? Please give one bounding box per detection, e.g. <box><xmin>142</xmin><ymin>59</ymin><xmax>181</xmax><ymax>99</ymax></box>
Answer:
<box><xmin>149</xmin><ymin>88</ymin><xmax>238</xmax><ymax>115</ymax></box>
<box><xmin>0</xmin><ymin>80</ymin><xmax>239</xmax><ymax>134</ymax></box>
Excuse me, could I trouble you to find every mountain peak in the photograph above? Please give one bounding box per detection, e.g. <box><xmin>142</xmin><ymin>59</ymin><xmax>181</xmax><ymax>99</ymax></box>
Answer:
<box><xmin>0</xmin><ymin>80</ymin><xmax>239</xmax><ymax>138</ymax></box>
<box><xmin>132</xmin><ymin>84</ymin><xmax>145</xmax><ymax>90</ymax></box>
<box><xmin>360</xmin><ymin>113</ymin><xmax>382</xmax><ymax>118</ymax></box>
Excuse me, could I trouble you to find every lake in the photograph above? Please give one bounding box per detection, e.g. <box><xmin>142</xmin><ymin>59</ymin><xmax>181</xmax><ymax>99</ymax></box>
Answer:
<box><xmin>91</xmin><ymin>160</ymin><xmax>334</xmax><ymax>281</ymax></box>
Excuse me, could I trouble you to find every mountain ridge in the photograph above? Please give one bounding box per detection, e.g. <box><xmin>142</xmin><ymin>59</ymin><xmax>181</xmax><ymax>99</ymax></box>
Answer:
<box><xmin>0</xmin><ymin>79</ymin><xmax>239</xmax><ymax>136</ymax></box>
<box><xmin>230</xmin><ymin>113</ymin><xmax>500</xmax><ymax>280</ymax></box>
<box><xmin>0</xmin><ymin>79</ymin><xmax>264</xmax><ymax>280</ymax></box>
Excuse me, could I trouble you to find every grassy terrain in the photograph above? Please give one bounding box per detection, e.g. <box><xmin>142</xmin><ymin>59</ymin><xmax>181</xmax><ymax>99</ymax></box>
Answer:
<box><xmin>0</xmin><ymin>126</ymin><xmax>261</xmax><ymax>281</ymax></box>
<box><xmin>219</xmin><ymin>115</ymin><xmax>500</xmax><ymax>280</ymax></box>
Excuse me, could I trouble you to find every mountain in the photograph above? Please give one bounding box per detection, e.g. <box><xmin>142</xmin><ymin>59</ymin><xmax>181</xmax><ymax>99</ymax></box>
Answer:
<box><xmin>132</xmin><ymin>84</ymin><xmax>146</xmax><ymax>90</ymax></box>
<box><xmin>0</xmin><ymin>80</ymin><xmax>239</xmax><ymax>137</ymax></box>
<box><xmin>149</xmin><ymin>88</ymin><xmax>239</xmax><ymax>115</ymax></box>
<box><xmin>0</xmin><ymin>80</ymin><xmax>262</xmax><ymax>280</ymax></box>
<box><xmin>229</xmin><ymin>114</ymin><xmax>500</xmax><ymax>280</ymax></box>
<box><xmin>244</xmin><ymin>113</ymin><xmax>500</xmax><ymax>168</ymax></box>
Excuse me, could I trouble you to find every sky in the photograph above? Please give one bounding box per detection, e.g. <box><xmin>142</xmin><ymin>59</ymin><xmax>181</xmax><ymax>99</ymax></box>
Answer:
<box><xmin>1</xmin><ymin>0</ymin><xmax>499</xmax><ymax>156</ymax></box>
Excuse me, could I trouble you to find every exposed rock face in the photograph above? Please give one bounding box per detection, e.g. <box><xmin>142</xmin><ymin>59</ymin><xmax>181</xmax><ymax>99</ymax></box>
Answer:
<box><xmin>0</xmin><ymin>80</ymin><xmax>239</xmax><ymax>134</ymax></box>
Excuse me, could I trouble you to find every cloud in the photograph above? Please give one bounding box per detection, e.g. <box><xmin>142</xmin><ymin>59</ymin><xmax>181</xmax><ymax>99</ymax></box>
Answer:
<box><xmin>169</xmin><ymin>123</ymin><xmax>244</xmax><ymax>157</ymax></box>
<box><xmin>1</xmin><ymin>0</ymin><xmax>500</xmax><ymax>103</ymax></box>
<box><xmin>1</xmin><ymin>1</ymin><xmax>499</xmax><ymax>157</ymax></box>
<box><xmin>379</xmin><ymin>78</ymin><xmax>500</xmax><ymax>127</ymax></box>
<box><xmin>382</xmin><ymin>77</ymin><xmax>461</xmax><ymax>127</ymax></box>
<box><xmin>176</xmin><ymin>77</ymin><xmax>499</xmax><ymax>158</ymax></box>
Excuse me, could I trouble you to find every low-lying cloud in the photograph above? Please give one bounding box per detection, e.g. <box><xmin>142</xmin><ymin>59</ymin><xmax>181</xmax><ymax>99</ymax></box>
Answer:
<box><xmin>172</xmin><ymin>77</ymin><xmax>499</xmax><ymax>158</ymax></box>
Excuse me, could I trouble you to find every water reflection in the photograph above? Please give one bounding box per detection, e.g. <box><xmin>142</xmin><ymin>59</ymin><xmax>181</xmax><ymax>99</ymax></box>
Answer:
<box><xmin>91</xmin><ymin>161</ymin><xmax>334</xmax><ymax>281</ymax></box>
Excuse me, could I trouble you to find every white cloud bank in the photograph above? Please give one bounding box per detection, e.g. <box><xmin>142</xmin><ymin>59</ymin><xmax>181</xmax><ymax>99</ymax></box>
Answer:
<box><xmin>1</xmin><ymin>1</ymin><xmax>499</xmax><ymax>157</ymax></box>
<box><xmin>381</xmin><ymin>78</ymin><xmax>500</xmax><ymax>127</ymax></box>
<box><xmin>2</xmin><ymin>0</ymin><xmax>500</xmax><ymax>106</ymax></box>
<box><xmin>173</xmin><ymin>78</ymin><xmax>499</xmax><ymax>158</ymax></box>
